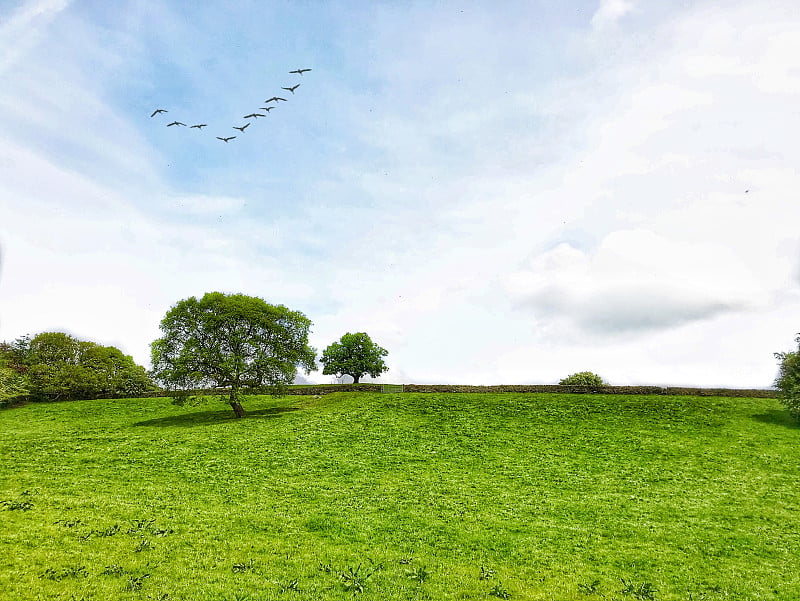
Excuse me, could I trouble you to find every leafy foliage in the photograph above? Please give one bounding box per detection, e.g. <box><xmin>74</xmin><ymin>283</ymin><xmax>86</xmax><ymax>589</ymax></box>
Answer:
<box><xmin>558</xmin><ymin>371</ymin><xmax>607</xmax><ymax>387</ymax></box>
<box><xmin>320</xmin><ymin>332</ymin><xmax>388</xmax><ymax>384</ymax></box>
<box><xmin>339</xmin><ymin>563</ymin><xmax>380</xmax><ymax>594</ymax></box>
<box><xmin>0</xmin><ymin>355</ymin><xmax>29</xmax><ymax>408</ymax></box>
<box><xmin>1</xmin><ymin>333</ymin><xmax>153</xmax><ymax>404</ymax></box>
<box><xmin>774</xmin><ymin>332</ymin><xmax>800</xmax><ymax>420</ymax></box>
<box><xmin>150</xmin><ymin>292</ymin><xmax>317</xmax><ymax>417</ymax></box>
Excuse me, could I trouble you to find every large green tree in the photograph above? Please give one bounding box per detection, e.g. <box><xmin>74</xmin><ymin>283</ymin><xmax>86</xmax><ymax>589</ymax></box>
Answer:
<box><xmin>2</xmin><ymin>332</ymin><xmax>153</xmax><ymax>402</ymax></box>
<box><xmin>320</xmin><ymin>332</ymin><xmax>388</xmax><ymax>384</ymax></box>
<box><xmin>774</xmin><ymin>332</ymin><xmax>800</xmax><ymax>420</ymax></box>
<box><xmin>150</xmin><ymin>292</ymin><xmax>317</xmax><ymax>417</ymax></box>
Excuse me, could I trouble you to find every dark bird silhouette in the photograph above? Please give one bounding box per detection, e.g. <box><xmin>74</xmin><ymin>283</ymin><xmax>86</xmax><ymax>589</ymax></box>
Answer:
<box><xmin>233</xmin><ymin>123</ymin><xmax>250</xmax><ymax>132</ymax></box>
<box><xmin>289</xmin><ymin>68</ymin><xmax>311</xmax><ymax>75</ymax></box>
<box><xmin>260</xmin><ymin>107</ymin><xmax>274</xmax><ymax>112</ymax></box>
<box><xmin>150</xmin><ymin>109</ymin><xmax>168</xmax><ymax>117</ymax></box>
<box><xmin>244</xmin><ymin>113</ymin><xmax>264</xmax><ymax>119</ymax></box>
<box><xmin>282</xmin><ymin>84</ymin><xmax>300</xmax><ymax>94</ymax></box>
<box><xmin>265</xmin><ymin>96</ymin><xmax>287</xmax><ymax>103</ymax></box>
<box><xmin>166</xmin><ymin>121</ymin><xmax>186</xmax><ymax>127</ymax></box>
<box><xmin>216</xmin><ymin>136</ymin><xmax>236</xmax><ymax>142</ymax></box>
<box><xmin>190</xmin><ymin>124</ymin><xmax>208</xmax><ymax>129</ymax></box>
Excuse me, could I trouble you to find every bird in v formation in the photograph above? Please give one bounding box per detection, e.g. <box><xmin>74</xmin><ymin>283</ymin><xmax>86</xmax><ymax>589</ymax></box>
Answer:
<box><xmin>151</xmin><ymin>67</ymin><xmax>311</xmax><ymax>142</ymax></box>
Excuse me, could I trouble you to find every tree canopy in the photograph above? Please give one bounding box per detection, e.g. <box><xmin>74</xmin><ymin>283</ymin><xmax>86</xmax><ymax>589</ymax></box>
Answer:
<box><xmin>150</xmin><ymin>292</ymin><xmax>317</xmax><ymax>417</ymax></box>
<box><xmin>774</xmin><ymin>333</ymin><xmax>800</xmax><ymax>421</ymax></box>
<box><xmin>0</xmin><ymin>332</ymin><xmax>154</xmax><ymax>402</ymax></box>
<box><xmin>558</xmin><ymin>371</ymin><xmax>606</xmax><ymax>387</ymax></box>
<box><xmin>320</xmin><ymin>332</ymin><xmax>388</xmax><ymax>384</ymax></box>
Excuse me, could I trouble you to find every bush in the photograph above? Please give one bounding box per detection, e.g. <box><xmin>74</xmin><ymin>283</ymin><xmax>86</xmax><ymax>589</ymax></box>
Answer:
<box><xmin>774</xmin><ymin>334</ymin><xmax>800</xmax><ymax>421</ymax></box>
<box><xmin>559</xmin><ymin>372</ymin><xmax>606</xmax><ymax>387</ymax></box>
<box><xmin>4</xmin><ymin>332</ymin><xmax>155</xmax><ymax>402</ymax></box>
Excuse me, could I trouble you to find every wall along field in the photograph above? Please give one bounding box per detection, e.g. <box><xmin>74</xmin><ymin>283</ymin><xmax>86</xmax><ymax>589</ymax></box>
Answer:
<box><xmin>1</xmin><ymin>392</ymin><xmax>798</xmax><ymax>600</ymax></box>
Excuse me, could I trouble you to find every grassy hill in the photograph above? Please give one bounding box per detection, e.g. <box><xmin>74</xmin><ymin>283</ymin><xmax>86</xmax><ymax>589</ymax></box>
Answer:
<box><xmin>1</xmin><ymin>392</ymin><xmax>798</xmax><ymax>600</ymax></box>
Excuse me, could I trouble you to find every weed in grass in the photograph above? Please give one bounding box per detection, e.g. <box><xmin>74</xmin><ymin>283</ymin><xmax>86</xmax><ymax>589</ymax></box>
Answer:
<box><xmin>1</xmin><ymin>490</ymin><xmax>35</xmax><ymax>511</ymax></box>
<box><xmin>232</xmin><ymin>559</ymin><xmax>257</xmax><ymax>573</ymax></box>
<box><xmin>97</xmin><ymin>523</ymin><xmax>121</xmax><ymax>537</ymax></box>
<box><xmin>128</xmin><ymin>518</ymin><xmax>156</xmax><ymax>534</ymax></box>
<box><xmin>620</xmin><ymin>579</ymin><xmax>657</xmax><ymax>600</ymax></box>
<box><xmin>340</xmin><ymin>564</ymin><xmax>379</xmax><ymax>594</ymax></box>
<box><xmin>42</xmin><ymin>565</ymin><xmax>88</xmax><ymax>580</ymax></box>
<box><xmin>1</xmin><ymin>499</ymin><xmax>33</xmax><ymax>511</ymax></box>
<box><xmin>134</xmin><ymin>538</ymin><xmax>154</xmax><ymax>552</ymax></box>
<box><xmin>578</xmin><ymin>579</ymin><xmax>602</xmax><ymax>595</ymax></box>
<box><xmin>102</xmin><ymin>564</ymin><xmax>127</xmax><ymax>576</ymax></box>
<box><xmin>54</xmin><ymin>518</ymin><xmax>84</xmax><ymax>528</ymax></box>
<box><xmin>127</xmin><ymin>573</ymin><xmax>151</xmax><ymax>591</ymax></box>
<box><xmin>405</xmin><ymin>565</ymin><xmax>430</xmax><ymax>583</ymax></box>
<box><xmin>278</xmin><ymin>578</ymin><xmax>300</xmax><ymax>593</ymax></box>
<box><xmin>398</xmin><ymin>556</ymin><xmax>414</xmax><ymax>565</ymax></box>
<box><xmin>479</xmin><ymin>566</ymin><xmax>496</xmax><ymax>580</ymax></box>
<box><xmin>489</xmin><ymin>583</ymin><xmax>511</xmax><ymax>599</ymax></box>
<box><xmin>318</xmin><ymin>562</ymin><xmax>333</xmax><ymax>573</ymax></box>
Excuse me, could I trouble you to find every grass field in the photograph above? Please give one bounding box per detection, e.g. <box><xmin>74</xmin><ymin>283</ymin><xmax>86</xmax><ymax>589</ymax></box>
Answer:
<box><xmin>1</xmin><ymin>392</ymin><xmax>798</xmax><ymax>600</ymax></box>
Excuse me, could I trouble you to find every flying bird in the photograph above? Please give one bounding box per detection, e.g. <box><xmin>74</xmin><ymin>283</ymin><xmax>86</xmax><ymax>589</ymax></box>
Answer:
<box><xmin>166</xmin><ymin>121</ymin><xmax>186</xmax><ymax>127</ymax></box>
<box><xmin>282</xmin><ymin>84</ymin><xmax>300</xmax><ymax>94</ymax></box>
<box><xmin>150</xmin><ymin>109</ymin><xmax>168</xmax><ymax>117</ymax></box>
<box><xmin>260</xmin><ymin>107</ymin><xmax>274</xmax><ymax>112</ymax></box>
<box><xmin>289</xmin><ymin>68</ymin><xmax>311</xmax><ymax>75</ymax></box>
<box><xmin>233</xmin><ymin>123</ymin><xmax>250</xmax><ymax>132</ymax></box>
<box><xmin>244</xmin><ymin>113</ymin><xmax>263</xmax><ymax>119</ymax></box>
<box><xmin>265</xmin><ymin>96</ymin><xmax>287</xmax><ymax>103</ymax></box>
<box><xmin>216</xmin><ymin>136</ymin><xmax>236</xmax><ymax>142</ymax></box>
<box><xmin>190</xmin><ymin>124</ymin><xmax>207</xmax><ymax>129</ymax></box>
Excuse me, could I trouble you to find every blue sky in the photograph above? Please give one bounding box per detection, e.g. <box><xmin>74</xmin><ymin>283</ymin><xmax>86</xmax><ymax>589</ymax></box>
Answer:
<box><xmin>1</xmin><ymin>0</ymin><xmax>799</xmax><ymax>387</ymax></box>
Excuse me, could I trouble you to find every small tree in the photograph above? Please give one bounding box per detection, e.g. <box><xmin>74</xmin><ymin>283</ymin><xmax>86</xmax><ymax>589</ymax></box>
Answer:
<box><xmin>320</xmin><ymin>332</ymin><xmax>388</xmax><ymax>384</ymax></box>
<box><xmin>150</xmin><ymin>292</ymin><xmax>317</xmax><ymax>417</ymax></box>
<box><xmin>774</xmin><ymin>333</ymin><xmax>800</xmax><ymax>420</ymax></box>
<box><xmin>559</xmin><ymin>371</ymin><xmax>606</xmax><ymax>387</ymax></box>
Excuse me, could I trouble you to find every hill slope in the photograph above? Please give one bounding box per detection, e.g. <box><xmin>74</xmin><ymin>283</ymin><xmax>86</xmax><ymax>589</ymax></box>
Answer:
<box><xmin>1</xmin><ymin>392</ymin><xmax>798</xmax><ymax>600</ymax></box>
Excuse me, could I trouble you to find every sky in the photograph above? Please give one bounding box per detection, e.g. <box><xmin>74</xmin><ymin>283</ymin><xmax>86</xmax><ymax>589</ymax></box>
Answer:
<box><xmin>1</xmin><ymin>0</ymin><xmax>799</xmax><ymax>388</ymax></box>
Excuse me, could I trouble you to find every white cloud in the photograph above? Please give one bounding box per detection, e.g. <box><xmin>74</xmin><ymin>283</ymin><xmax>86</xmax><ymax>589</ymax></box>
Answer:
<box><xmin>504</xmin><ymin>228</ymin><xmax>767</xmax><ymax>335</ymax></box>
<box><xmin>591</xmin><ymin>0</ymin><xmax>635</xmax><ymax>30</ymax></box>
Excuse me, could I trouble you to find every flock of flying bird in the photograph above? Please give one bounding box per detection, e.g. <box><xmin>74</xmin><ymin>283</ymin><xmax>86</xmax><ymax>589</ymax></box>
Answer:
<box><xmin>150</xmin><ymin>68</ymin><xmax>311</xmax><ymax>143</ymax></box>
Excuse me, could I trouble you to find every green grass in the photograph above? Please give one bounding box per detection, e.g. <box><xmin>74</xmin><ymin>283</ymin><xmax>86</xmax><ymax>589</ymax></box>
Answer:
<box><xmin>1</xmin><ymin>392</ymin><xmax>798</xmax><ymax>600</ymax></box>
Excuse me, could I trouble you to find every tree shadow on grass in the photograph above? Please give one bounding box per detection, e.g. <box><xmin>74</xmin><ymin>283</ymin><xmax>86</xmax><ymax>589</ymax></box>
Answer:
<box><xmin>752</xmin><ymin>409</ymin><xmax>800</xmax><ymax>429</ymax></box>
<box><xmin>133</xmin><ymin>406</ymin><xmax>301</xmax><ymax>428</ymax></box>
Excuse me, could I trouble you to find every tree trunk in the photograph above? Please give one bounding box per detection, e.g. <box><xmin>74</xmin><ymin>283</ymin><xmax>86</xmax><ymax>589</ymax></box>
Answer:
<box><xmin>229</xmin><ymin>388</ymin><xmax>246</xmax><ymax>418</ymax></box>
<box><xmin>352</xmin><ymin>375</ymin><xmax>360</xmax><ymax>384</ymax></box>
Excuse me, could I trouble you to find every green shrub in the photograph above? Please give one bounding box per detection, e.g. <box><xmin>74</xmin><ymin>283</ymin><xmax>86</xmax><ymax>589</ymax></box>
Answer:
<box><xmin>774</xmin><ymin>333</ymin><xmax>800</xmax><ymax>421</ymax></box>
<box><xmin>558</xmin><ymin>372</ymin><xmax>606</xmax><ymax>387</ymax></box>
<box><xmin>12</xmin><ymin>332</ymin><xmax>156</xmax><ymax>402</ymax></box>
